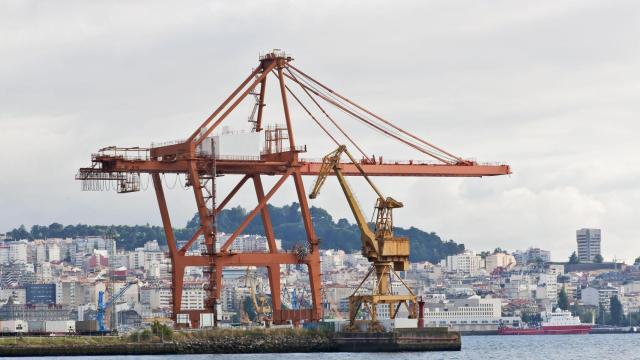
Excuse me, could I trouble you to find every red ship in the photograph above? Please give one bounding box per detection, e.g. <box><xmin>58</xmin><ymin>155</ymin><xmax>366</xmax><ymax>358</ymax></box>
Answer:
<box><xmin>498</xmin><ymin>309</ymin><xmax>592</xmax><ymax>335</ymax></box>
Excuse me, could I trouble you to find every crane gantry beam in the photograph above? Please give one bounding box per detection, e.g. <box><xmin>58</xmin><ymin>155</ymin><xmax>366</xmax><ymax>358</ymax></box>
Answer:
<box><xmin>81</xmin><ymin>156</ymin><xmax>510</xmax><ymax>177</ymax></box>
<box><xmin>77</xmin><ymin>50</ymin><xmax>510</xmax><ymax>328</ymax></box>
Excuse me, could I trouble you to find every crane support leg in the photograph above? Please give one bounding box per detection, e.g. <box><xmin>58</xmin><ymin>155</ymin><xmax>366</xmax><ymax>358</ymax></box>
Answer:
<box><xmin>253</xmin><ymin>174</ymin><xmax>284</xmax><ymax>322</ymax></box>
<box><xmin>152</xmin><ymin>173</ymin><xmax>186</xmax><ymax>321</ymax></box>
<box><xmin>292</xmin><ymin>168</ymin><xmax>322</xmax><ymax>321</ymax></box>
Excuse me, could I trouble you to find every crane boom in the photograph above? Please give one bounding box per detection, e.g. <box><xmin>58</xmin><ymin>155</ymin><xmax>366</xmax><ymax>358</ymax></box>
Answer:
<box><xmin>310</xmin><ymin>145</ymin><xmax>415</xmax><ymax>325</ymax></box>
<box><xmin>309</xmin><ymin>145</ymin><xmax>378</xmax><ymax>257</ymax></box>
<box><xmin>97</xmin><ymin>281</ymin><xmax>136</xmax><ymax>332</ymax></box>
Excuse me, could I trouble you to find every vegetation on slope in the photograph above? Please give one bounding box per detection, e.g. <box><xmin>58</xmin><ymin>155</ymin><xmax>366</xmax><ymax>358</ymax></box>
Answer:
<box><xmin>5</xmin><ymin>203</ymin><xmax>464</xmax><ymax>263</ymax></box>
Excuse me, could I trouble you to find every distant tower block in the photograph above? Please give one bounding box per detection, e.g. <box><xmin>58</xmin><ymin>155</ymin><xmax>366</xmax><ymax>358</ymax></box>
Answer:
<box><xmin>576</xmin><ymin>228</ymin><xmax>601</xmax><ymax>262</ymax></box>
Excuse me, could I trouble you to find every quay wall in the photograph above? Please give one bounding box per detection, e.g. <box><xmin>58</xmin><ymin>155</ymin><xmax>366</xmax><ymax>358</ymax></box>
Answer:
<box><xmin>0</xmin><ymin>328</ymin><xmax>461</xmax><ymax>356</ymax></box>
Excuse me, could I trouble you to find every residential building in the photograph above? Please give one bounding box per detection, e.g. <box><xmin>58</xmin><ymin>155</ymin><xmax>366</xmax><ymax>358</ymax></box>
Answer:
<box><xmin>504</xmin><ymin>274</ymin><xmax>535</xmax><ymax>300</ymax></box>
<box><xmin>8</xmin><ymin>241</ymin><xmax>28</xmax><ymax>264</ymax></box>
<box><xmin>485</xmin><ymin>253</ymin><xmax>516</xmax><ymax>272</ymax></box>
<box><xmin>581</xmin><ymin>286</ymin><xmax>619</xmax><ymax>310</ymax></box>
<box><xmin>441</xmin><ymin>251</ymin><xmax>484</xmax><ymax>275</ymax></box>
<box><xmin>536</xmin><ymin>273</ymin><xmax>558</xmax><ymax>302</ymax></box>
<box><xmin>512</xmin><ymin>247</ymin><xmax>551</xmax><ymax>265</ymax></box>
<box><xmin>181</xmin><ymin>284</ymin><xmax>206</xmax><ymax>310</ymax></box>
<box><xmin>576</xmin><ymin>228</ymin><xmax>601</xmax><ymax>263</ymax></box>
<box><xmin>47</xmin><ymin>242</ymin><xmax>61</xmax><ymax>262</ymax></box>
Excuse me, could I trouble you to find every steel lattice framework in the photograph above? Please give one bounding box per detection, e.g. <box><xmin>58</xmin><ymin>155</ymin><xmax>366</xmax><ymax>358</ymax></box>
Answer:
<box><xmin>77</xmin><ymin>50</ymin><xmax>510</xmax><ymax>327</ymax></box>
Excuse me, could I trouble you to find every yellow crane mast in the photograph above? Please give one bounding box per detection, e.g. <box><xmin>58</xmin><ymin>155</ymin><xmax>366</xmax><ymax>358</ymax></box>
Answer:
<box><xmin>310</xmin><ymin>145</ymin><xmax>416</xmax><ymax>326</ymax></box>
<box><xmin>244</xmin><ymin>267</ymin><xmax>272</xmax><ymax>324</ymax></box>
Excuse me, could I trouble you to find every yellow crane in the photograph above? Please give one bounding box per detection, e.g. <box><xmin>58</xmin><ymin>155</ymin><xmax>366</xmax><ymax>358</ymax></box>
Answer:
<box><xmin>244</xmin><ymin>267</ymin><xmax>272</xmax><ymax>324</ymax></box>
<box><xmin>310</xmin><ymin>145</ymin><xmax>416</xmax><ymax>326</ymax></box>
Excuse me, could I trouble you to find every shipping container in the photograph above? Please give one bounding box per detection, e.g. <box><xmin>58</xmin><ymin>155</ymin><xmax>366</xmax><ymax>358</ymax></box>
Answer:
<box><xmin>199</xmin><ymin>313</ymin><xmax>215</xmax><ymax>328</ymax></box>
<box><xmin>45</xmin><ymin>320</ymin><xmax>75</xmax><ymax>334</ymax></box>
<box><xmin>176</xmin><ymin>313</ymin><xmax>190</xmax><ymax>326</ymax></box>
<box><xmin>0</xmin><ymin>320</ymin><xmax>28</xmax><ymax>333</ymax></box>
<box><xmin>304</xmin><ymin>321</ymin><xmax>336</xmax><ymax>332</ymax></box>
<box><xmin>378</xmin><ymin>318</ymin><xmax>418</xmax><ymax>331</ymax></box>
<box><xmin>75</xmin><ymin>320</ymin><xmax>99</xmax><ymax>334</ymax></box>
<box><xmin>27</xmin><ymin>321</ymin><xmax>46</xmax><ymax>334</ymax></box>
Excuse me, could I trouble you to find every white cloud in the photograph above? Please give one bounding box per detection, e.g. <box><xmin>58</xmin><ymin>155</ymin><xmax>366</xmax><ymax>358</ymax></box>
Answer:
<box><xmin>1</xmin><ymin>0</ymin><xmax>639</xmax><ymax>262</ymax></box>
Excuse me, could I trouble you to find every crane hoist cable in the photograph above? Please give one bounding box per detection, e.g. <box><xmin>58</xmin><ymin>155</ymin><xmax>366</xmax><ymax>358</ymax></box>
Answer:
<box><xmin>289</xmin><ymin>64</ymin><xmax>467</xmax><ymax>164</ymax></box>
<box><xmin>283</xmin><ymin>68</ymin><xmax>372</xmax><ymax>162</ymax></box>
<box><xmin>287</xmin><ymin>65</ymin><xmax>464</xmax><ymax>164</ymax></box>
<box><xmin>286</xmin><ymin>71</ymin><xmax>455</xmax><ymax>164</ymax></box>
<box><xmin>284</xmin><ymin>83</ymin><xmax>341</xmax><ymax>146</ymax></box>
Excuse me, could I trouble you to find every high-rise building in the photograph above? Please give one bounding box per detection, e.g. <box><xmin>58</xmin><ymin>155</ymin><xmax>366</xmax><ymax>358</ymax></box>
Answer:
<box><xmin>576</xmin><ymin>228</ymin><xmax>601</xmax><ymax>262</ymax></box>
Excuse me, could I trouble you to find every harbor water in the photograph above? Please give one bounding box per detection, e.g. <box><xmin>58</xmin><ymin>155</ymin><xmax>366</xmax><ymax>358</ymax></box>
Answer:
<box><xmin>8</xmin><ymin>333</ymin><xmax>639</xmax><ymax>359</ymax></box>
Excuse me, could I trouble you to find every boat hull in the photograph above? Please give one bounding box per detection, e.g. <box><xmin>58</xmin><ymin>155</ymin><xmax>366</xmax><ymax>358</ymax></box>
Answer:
<box><xmin>498</xmin><ymin>325</ymin><xmax>592</xmax><ymax>335</ymax></box>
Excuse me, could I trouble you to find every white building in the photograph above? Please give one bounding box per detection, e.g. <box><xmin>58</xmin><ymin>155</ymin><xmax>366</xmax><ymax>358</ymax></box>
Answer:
<box><xmin>512</xmin><ymin>247</ymin><xmax>551</xmax><ymax>265</ymax></box>
<box><xmin>0</xmin><ymin>244</ymin><xmax>9</xmax><ymax>264</ymax></box>
<box><xmin>321</xmin><ymin>250</ymin><xmax>346</xmax><ymax>272</ymax></box>
<box><xmin>581</xmin><ymin>286</ymin><xmax>619</xmax><ymax>310</ymax></box>
<box><xmin>181</xmin><ymin>284</ymin><xmax>206</xmax><ymax>310</ymax></box>
<box><xmin>504</xmin><ymin>274</ymin><xmax>535</xmax><ymax>300</ymax></box>
<box><xmin>441</xmin><ymin>251</ymin><xmax>484</xmax><ymax>275</ymax></box>
<box><xmin>140</xmin><ymin>286</ymin><xmax>172</xmax><ymax>309</ymax></box>
<box><xmin>47</xmin><ymin>242</ymin><xmax>61</xmax><ymax>262</ymax></box>
<box><xmin>485</xmin><ymin>253</ymin><xmax>516</xmax><ymax>272</ymax></box>
<box><xmin>144</xmin><ymin>240</ymin><xmax>161</xmax><ymax>252</ymax></box>
<box><xmin>576</xmin><ymin>228</ymin><xmax>602</xmax><ymax>262</ymax></box>
<box><xmin>8</xmin><ymin>241</ymin><xmax>28</xmax><ymax>264</ymax></box>
<box><xmin>215</xmin><ymin>234</ymin><xmax>281</xmax><ymax>253</ymax></box>
<box><xmin>423</xmin><ymin>296</ymin><xmax>519</xmax><ymax>331</ymax></box>
<box><xmin>536</xmin><ymin>273</ymin><xmax>558</xmax><ymax>302</ymax></box>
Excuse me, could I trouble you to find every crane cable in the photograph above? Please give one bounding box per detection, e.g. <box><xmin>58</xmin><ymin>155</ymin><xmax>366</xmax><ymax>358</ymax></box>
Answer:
<box><xmin>289</xmin><ymin>64</ymin><xmax>464</xmax><ymax>163</ymax></box>
<box><xmin>162</xmin><ymin>173</ymin><xmax>180</xmax><ymax>190</ymax></box>
<box><xmin>283</xmin><ymin>68</ymin><xmax>372</xmax><ymax>162</ymax></box>
<box><xmin>283</xmin><ymin>82</ymin><xmax>341</xmax><ymax>147</ymax></box>
<box><xmin>287</xmin><ymin>65</ymin><xmax>463</xmax><ymax>164</ymax></box>
<box><xmin>290</xmin><ymin>72</ymin><xmax>454</xmax><ymax>164</ymax></box>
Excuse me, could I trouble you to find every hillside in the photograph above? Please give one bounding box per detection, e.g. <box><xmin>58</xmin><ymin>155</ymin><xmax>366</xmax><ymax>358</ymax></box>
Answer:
<box><xmin>5</xmin><ymin>203</ymin><xmax>464</xmax><ymax>263</ymax></box>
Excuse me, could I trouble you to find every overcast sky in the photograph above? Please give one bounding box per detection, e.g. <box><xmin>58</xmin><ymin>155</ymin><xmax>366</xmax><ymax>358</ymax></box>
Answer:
<box><xmin>1</xmin><ymin>0</ymin><xmax>639</xmax><ymax>262</ymax></box>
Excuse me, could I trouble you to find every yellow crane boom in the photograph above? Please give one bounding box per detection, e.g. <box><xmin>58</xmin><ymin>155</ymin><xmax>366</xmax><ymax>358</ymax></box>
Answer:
<box><xmin>309</xmin><ymin>145</ymin><xmax>409</xmax><ymax>270</ymax></box>
<box><xmin>309</xmin><ymin>145</ymin><xmax>416</xmax><ymax>325</ymax></box>
<box><xmin>310</xmin><ymin>145</ymin><xmax>379</xmax><ymax>258</ymax></box>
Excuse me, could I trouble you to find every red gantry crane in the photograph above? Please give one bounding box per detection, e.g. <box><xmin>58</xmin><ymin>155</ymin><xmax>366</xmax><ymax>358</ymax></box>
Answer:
<box><xmin>77</xmin><ymin>50</ymin><xmax>510</xmax><ymax>328</ymax></box>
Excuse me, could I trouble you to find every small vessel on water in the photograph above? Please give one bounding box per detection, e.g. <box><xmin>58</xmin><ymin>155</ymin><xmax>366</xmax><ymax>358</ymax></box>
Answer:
<box><xmin>498</xmin><ymin>308</ymin><xmax>592</xmax><ymax>335</ymax></box>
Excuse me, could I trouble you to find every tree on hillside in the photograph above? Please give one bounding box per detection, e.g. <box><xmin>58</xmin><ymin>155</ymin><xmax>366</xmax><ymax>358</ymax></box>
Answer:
<box><xmin>635</xmin><ymin>256</ymin><xmax>640</xmax><ymax>265</ymax></box>
<box><xmin>557</xmin><ymin>288</ymin><xmax>570</xmax><ymax>310</ymax></box>
<box><xmin>593</xmin><ymin>254</ymin><xmax>604</xmax><ymax>263</ymax></box>
<box><xmin>568</xmin><ymin>252</ymin><xmax>580</xmax><ymax>264</ymax></box>
<box><xmin>493</xmin><ymin>247</ymin><xmax>507</xmax><ymax>254</ymax></box>
<box><xmin>6</xmin><ymin>203</ymin><xmax>465</xmax><ymax>264</ymax></box>
<box><xmin>610</xmin><ymin>296</ymin><xmax>624</xmax><ymax>326</ymax></box>
<box><xmin>7</xmin><ymin>225</ymin><xmax>30</xmax><ymax>240</ymax></box>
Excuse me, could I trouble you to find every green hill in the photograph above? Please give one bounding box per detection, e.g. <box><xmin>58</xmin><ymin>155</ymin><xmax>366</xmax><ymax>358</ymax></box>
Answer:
<box><xmin>6</xmin><ymin>203</ymin><xmax>464</xmax><ymax>263</ymax></box>
<box><xmin>187</xmin><ymin>202</ymin><xmax>463</xmax><ymax>263</ymax></box>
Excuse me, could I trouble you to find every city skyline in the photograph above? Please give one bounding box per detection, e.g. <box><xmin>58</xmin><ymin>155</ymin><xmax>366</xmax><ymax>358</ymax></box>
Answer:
<box><xmin>1</xmin><ymin>1</ymin><xmax>639</xmax><ymax>263</ymax></box>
